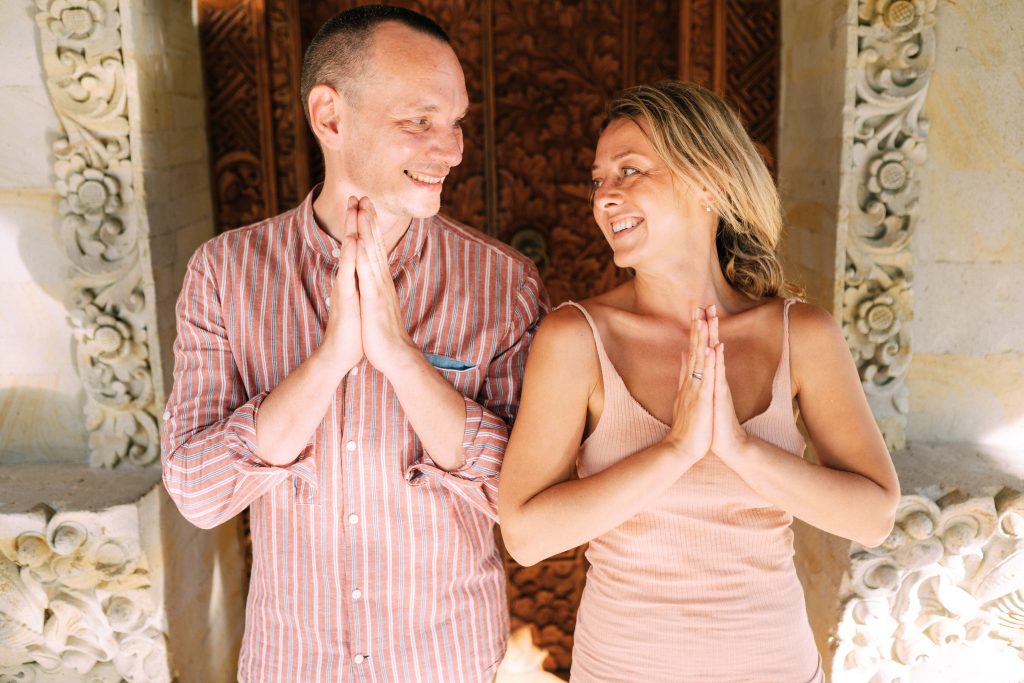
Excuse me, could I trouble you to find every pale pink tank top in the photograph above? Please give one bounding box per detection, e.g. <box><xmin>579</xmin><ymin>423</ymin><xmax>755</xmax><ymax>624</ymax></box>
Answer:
<box><xmin>563</xmin><ymin>299</ymin><xmax>823</xmax><ymax>683</ymax></box>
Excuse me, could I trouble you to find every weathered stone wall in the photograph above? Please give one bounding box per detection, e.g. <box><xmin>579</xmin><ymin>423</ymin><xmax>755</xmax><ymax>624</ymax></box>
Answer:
<box><xmin>908</xmin><ymin>0</ymin><xmax>1024</xmax><ymax>453</ymax></box>
<box><xmin>121</xmin><ymin>0</ymin><xmax>215</xmax><ymax>397</ymax></box>
<box><xmin>777</xmin><ymin>0</ymin><xmax>854</xmax><ymax>313</ymax></box>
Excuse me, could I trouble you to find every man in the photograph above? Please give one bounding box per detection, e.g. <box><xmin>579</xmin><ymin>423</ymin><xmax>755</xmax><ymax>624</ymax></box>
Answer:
<box><xmin>160</xmin><ymin>6</ymin><xmax>547</xmax><ymax>681</ymax></box>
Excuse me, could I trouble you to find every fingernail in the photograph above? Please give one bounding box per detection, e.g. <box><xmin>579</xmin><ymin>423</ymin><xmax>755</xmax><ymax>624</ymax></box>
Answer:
<box><xmin>709</xmin><ymin>305</ymin><xmax>717</xmax><ymax>317</ymax></box>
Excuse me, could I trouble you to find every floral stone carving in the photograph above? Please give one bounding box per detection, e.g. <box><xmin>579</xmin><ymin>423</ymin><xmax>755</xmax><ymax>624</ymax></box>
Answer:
<box><xmin>0</xmin><ymin>505</ymin><xmax>169</xmax><ymax>682</ymax></box>
<box><xmin>841</xmin><ymin>0</ymin><xmax>937</xmax><ymax>449</ymax></box>
<box><xmin>35</xmin><ymin>0</ymin><xmax>160</xmax><ymax>467</ymax></box>
<box><xmin>833</xmin><ymin>489</ymin><xmax>1024</xmax><ymax>682</ymax></box>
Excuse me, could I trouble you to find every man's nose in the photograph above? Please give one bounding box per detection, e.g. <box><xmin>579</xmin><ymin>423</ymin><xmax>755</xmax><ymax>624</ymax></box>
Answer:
<box><xmin>433</xmin><ymin>127</ymin><xmax>463</xmax><ymax>167</ymax></box>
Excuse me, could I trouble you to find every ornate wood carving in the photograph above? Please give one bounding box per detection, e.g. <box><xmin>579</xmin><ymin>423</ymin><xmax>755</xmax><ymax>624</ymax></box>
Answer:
<box><xmin>834</xmin><ymin>489</ymin><xmax>1024</xmax><ymax>682</ymax></box>
<box><xmin>199</xmin><ymin>0</ymin><xmax>307</xmax><ymax>228</ymax></box>
<box><xmin>841</xmin><ymin>0</ymin><xmax>936</xmax><ymax>449</ymax></box>
<box><xmin>34</xmin><ymin>0</ymin><xmax>160</xmax><ymax>468</ymax></box>
<box><xmin>0</xmin><ymin>505</ymin><xmax>169</xmax><ymax>681</ymax></box>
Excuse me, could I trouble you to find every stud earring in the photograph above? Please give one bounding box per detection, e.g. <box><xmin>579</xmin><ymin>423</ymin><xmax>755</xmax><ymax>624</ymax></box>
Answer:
<box><xmin>704</xmin><ymin>203</ymin><xmax>712</xmax><ymax>213</ymax></box>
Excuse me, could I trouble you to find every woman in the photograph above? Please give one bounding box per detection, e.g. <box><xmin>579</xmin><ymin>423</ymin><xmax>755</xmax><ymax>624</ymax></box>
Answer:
<box><xmin>498</xmin><ymin>81</ymin><xmax>900</xmax><ymax>682</ymax></box>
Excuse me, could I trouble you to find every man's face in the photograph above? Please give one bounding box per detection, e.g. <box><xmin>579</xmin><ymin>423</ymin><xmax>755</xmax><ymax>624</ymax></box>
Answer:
<box><xmin>336</xmin><ymin>23</ymin><xmax>469</xmax><ymax>224</ymax></box>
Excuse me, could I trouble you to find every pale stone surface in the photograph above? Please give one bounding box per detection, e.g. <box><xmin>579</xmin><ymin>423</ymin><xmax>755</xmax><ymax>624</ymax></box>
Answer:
<box><xmin>0</xmin><ymin>4</ymin><xmax>88</xmax><ymax>465</ymax></box>
<box><xmin>0</xmin><ymin>5</ymin><xmax>59</xmax><ymax>189</ymax></box>
<box><xmin>777</xmin><ymin>0</ymin><xmax>854</xmax><ymax>312</ymax></box>
<box><xmin>908</xmin><ymin>0</ymin><xmax>1024</xmax><ymax>439</ymax></box>
<box><xmin>906</xmin><ymin>353</ymin><xmax>1024</xmax><ymax>450</ymax></box>
<box><xmin>121</xmin><ymin>0</ymin><xmax>215</xmax><ymax>397</ymax></box>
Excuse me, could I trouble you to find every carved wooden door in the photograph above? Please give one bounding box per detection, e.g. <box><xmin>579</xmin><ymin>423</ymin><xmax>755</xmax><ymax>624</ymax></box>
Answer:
<box><xmin>198</xmin><ymin>0</ymin><xmax>778</xmax><ymax>675</ymax></box>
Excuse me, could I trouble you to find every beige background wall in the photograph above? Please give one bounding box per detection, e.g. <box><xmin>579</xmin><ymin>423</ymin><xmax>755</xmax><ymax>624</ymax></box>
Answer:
<box><xmin>0</xmin><ymin>3</ymin><xmax>88</xmax><ymax>464</ymax></box>
<box><xmin>908</xmin><ymin>0</ymin><xmax>1024</xmax><ymax>454</ymax></box>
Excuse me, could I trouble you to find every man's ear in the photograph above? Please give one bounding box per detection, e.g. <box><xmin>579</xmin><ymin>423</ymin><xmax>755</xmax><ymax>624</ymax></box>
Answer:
<box><xmin>308</xmin><ymin>84</ymin><xmax>344</xmax><ymax>151</ymax></box>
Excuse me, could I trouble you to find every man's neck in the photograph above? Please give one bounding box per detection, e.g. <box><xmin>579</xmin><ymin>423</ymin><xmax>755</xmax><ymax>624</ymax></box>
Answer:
<box><xmin>312</xmin><ymin>186</ymin><xmax>413</xmax><ymax>255</ymax></box>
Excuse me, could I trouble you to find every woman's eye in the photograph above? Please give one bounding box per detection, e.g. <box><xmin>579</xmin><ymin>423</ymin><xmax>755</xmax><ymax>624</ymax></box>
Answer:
<box><xmin>453</xmin><ymin>119</ymin><xmax>464</xmax><ymax>129</ymax></box>
<box><xmin>590</xmin><ymin>178</ymin><xmax>602</xmax><ymax>189</ymax></box>
<box><xmin>622</xmin><ymin>167</ymin><xmax>639</xmax><ymax>177</ymax></box>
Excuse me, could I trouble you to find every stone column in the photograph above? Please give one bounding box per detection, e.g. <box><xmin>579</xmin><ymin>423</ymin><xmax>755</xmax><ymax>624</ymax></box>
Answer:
<box><xmin>779</xmin><ymin>1</ymin><xmax>1024</xmax><ymax>681</ymax></box>
<box><xmin>0</xmin><ymin>0</ymin><xmax>245</xmax><ymax>680</ymax></box>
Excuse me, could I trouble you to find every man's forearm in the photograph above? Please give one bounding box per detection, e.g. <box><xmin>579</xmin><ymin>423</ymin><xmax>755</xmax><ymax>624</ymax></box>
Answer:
<box><xmin>386</xmin><ymin>348</ymin><xmax>470</xmax><ymax>471</ymax></box>
<box><xmin>254</xmin><ymin>345</ymin><xmax>353</xmax><ymax>466</ymax></box>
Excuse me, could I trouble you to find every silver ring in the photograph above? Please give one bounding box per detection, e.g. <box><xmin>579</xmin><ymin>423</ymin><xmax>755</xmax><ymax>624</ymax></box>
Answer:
<box><xmin>690</xmin><ymin>371</ymin><xmax>703</xmax><ymax>381</ymax></box>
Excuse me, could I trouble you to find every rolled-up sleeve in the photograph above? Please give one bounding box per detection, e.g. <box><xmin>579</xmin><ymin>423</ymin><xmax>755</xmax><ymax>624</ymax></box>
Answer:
<box><xmin>407</xmin><ymin>262</ymin><xmax>548</xmax><ymax>521</ymax></box>
<box><xmin>160</xmin><ymin>245</ymin><xmax>316</xmax><ymax>530</ymax></box>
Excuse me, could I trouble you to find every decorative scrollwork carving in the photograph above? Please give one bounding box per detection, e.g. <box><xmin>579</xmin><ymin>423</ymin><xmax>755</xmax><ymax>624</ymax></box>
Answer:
<box><xmin>0</xmin><ymin>507</ymin><xmax>169</xmax><ymax>682</ymax></box>
<box><xmin>35</xmin><ymin>0</ymin><xmax>160</xmax><ymax>467</ymax></box>
<box><xmin>842</xmin><ymin>0</ymin><xmax>937</xmax><ymax>449</ymax></box>
<box><xmin>833</xmin><ymin>490</ymin><xmax>1024</xmax><ymax>682</ymax></box>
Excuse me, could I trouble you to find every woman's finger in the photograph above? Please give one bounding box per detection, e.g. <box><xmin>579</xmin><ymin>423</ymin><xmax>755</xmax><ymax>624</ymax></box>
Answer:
<box><xmin>707</xmin><ymin>304</ymin><xmax>719</xmax><ymax>348</ymax></box>
<box><xmin>690</xmin><ymin>308</ymin><xmax>709</xmax><ymax>390</ymax></box>
<box><xmin>686</xmin><ymin>307</ymin><xmax>703</xmax><ymax>380</ymax></box>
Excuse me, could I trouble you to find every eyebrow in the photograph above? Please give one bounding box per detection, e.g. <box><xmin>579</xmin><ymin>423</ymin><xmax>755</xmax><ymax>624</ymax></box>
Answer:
<box><xmin>592</xmin><ymin>150</ymin><xmax>644</xmax><ymax>170</ymax></box>
<box><xmin>395</xmin><ymin>104</ymin><xmax>470</xmax><ymax>118</ymax></box>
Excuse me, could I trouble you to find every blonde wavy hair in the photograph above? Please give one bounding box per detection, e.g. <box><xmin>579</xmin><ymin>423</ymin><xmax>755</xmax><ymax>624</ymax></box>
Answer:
<box><xmin>601</xmin><ymin>81</ymin><xmax>800</xmax><ymax>299</ymax></box>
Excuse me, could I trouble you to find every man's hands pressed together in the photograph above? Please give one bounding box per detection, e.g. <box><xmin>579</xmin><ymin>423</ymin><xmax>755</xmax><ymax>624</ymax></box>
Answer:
<box><xmin>255</xmin><ymin>195</ymin><xmax>471</xmax><ymax>471</ymax></box>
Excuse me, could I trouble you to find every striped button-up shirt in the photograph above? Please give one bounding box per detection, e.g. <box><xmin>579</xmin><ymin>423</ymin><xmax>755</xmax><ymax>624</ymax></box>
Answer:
<box><xmin>161</xmin><ymin>188</ymin><xmax>547</xmax><ymax>682</ymax></box>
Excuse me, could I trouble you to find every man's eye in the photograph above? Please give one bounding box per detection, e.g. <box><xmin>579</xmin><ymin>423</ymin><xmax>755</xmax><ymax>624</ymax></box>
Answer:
<box><xmin>590</xmin><ymin>178</ymin><xmax>602</xmax><ymax>189</ymax></box>
<box><xmin>453</xmin><ymin>119</ymin><xmax>464</xmax><ymax>129</ymax></box>
<box><xmin>409</xmin><ymin>118</ymin><xmax>428</xmax><ymax>126</ymax></box>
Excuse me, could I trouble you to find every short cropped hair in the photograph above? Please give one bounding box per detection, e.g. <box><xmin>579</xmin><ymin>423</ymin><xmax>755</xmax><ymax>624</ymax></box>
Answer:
<box><xmin>300</xmin><ymin>5</ymin><xmax>450</xmax><ymax>125</ymax></box>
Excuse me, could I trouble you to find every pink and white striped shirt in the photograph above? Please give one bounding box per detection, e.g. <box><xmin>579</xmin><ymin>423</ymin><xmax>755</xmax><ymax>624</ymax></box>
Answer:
<box><xmin>161</xmin><ymin>188</ymin><xmax>547</xmax><ymax>682</ymax></box>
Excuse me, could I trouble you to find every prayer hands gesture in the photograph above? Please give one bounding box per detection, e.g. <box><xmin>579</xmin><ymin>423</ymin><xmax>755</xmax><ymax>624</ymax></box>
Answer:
<box><xmin>323</xmin><ymin>196</ymin><xmax>416</xmax><ymax>378</ymax></box>
<box><xmin>663</xmin><ymin>306</ymin><xmax>750</xmax><ymax>467</ymax></box>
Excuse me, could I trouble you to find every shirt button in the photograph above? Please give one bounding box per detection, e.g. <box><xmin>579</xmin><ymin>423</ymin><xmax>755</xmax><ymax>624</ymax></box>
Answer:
<box><xmin>332</xmin><ymin>247</ymin><xmax>341</xmax><ymax>258</ymax></box>
<box><xmin>351</xmin><ymin>588</ymin><xmax>362</xmax><ymax>600</ymax></box>
<box><xmin>353</xmin><ymin>654</ymin><xmax>366</xmax><ymax>664</ymax></box>
<box><xmin>346</xmin><ymin>440</ymin><xmax>356</xmax><ymax>451</ymax></box>
<box><xmin>348</xmin><ymin>513</ymin><xmax>359</xmax><ymax>525</ymax></box>
<box><xmin>350</xmin><ymin>366</ymin><xmax>359</xmax><ymax>376</ymax></box>
<box><xmin>325</xmin><ymin>296</ymin><xmax>331</xmax><ymax>308</ymax></box>
<box><xmin>162</xmin><ymin>411</ymin><xmax>171</xmax><ymax>421</ymax></box>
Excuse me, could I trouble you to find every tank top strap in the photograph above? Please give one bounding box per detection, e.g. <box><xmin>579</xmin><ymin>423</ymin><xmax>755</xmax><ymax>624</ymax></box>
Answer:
<box><xmin>772</xmin><ymin>298</ymin><xmax>799</xmax><ymax>403</ymax></box>
<box><xmin>554</xmin><ymin>301</ymin><xmax>629</xmax><ymax>407</ymax></box>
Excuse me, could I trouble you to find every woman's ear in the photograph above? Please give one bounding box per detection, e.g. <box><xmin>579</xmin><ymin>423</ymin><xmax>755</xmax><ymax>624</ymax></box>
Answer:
<box><xmin>308</xmin><ymin>84</ymin><xmax>344</xmax><ymax>151</ymax></box>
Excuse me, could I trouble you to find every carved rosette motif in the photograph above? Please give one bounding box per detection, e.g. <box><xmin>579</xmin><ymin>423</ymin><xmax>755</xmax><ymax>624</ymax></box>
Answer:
<box><xmin>833</xmin><ymin>489</ymin><xmax>1024</xmax><ymax>682</ymax></box>
<box><xmin>0</xmin><ymin>507</ymin><xmax>169</xmax><ymax>682</ymax></box>
<box><xmin>843</xmin><ymin>0</ymin><xmax>937</xmax><ymax>449</ymax></box>
<box><xmin>35</xmin><ymin>0</ymin><xmax>160</xmax><ymax>468</ymax></box>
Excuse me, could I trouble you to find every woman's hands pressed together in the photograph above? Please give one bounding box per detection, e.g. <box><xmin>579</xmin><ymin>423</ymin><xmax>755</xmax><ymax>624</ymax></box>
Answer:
<box><xmin>663</xmin><ymin>307</ymin><xmax>716</xmax><ymax>467</ymax></box>
<box><xmin>663</xmin><ymin>305</ymin><xmax>751</xmax><ymax>468</ymax></box>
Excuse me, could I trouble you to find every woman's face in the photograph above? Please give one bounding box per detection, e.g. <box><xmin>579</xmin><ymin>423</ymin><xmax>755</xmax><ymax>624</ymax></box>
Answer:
<box><xmin>591</xmin><ymin>116</ymin><xmax>704</xmax><ymax>270</ymax></box>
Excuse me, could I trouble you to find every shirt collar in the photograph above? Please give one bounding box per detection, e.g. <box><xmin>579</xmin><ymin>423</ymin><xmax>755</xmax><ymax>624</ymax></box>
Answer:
<box><xmin>298</xmin><ymin>184</ymin><xmax>430</xmax><ymax>271</ymax></box>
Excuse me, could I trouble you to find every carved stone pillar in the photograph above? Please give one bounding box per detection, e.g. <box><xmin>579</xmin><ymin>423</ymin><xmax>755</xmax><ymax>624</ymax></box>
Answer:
<box><xmin>1</xmin><ymin>0</ymin><xmax>247</xmax><ymax>679</ymax></box>
<box><xmin>779</xmin><ymin>1</ymin><xmax>1024</xmax><ymax>680</ymax></box>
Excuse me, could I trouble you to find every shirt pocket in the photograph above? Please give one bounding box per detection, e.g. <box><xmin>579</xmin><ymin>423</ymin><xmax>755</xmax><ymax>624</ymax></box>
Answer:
<box><xmin>426</xmin><ymin>353</ymin><xmax>482</xmax><ymax>397</ymax></box>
